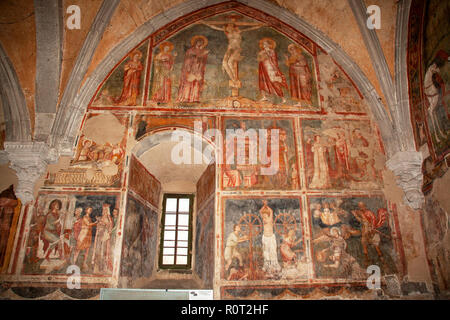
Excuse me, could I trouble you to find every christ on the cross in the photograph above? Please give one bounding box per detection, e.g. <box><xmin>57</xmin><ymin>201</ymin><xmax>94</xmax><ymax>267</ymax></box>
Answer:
<box><xmin>200</xmin><ymin>14</ymin><xmax>265</xmax><ymax>97</ymax></box>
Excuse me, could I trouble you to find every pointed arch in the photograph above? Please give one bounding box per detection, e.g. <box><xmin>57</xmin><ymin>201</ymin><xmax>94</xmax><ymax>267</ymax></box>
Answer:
<box><xmin>0</xmin><ymin>42</ymin><xmax>31</xmax><ymax>142</ymax></box>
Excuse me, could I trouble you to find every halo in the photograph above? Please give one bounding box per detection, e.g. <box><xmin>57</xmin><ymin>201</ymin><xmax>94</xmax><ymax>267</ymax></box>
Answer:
<box><xmin>190</xmin><ymin>35</ymin><xmax>208</xmax><ymax>48</ymax></box>
<box><xmin>129</xmin><ymin>49</ymin><xmax>143</xmax><ymax>59</ymax></box>
<box><xmin>226</xmin><ymin>14</ymin><xmax>243</xmax><ymax>21</ymax></box>
<box><xmin>288</xmin><ymin>43</ymin><xmax>302</xmax><ymax>54</ymax></box>
<box><xmin>159</xmin><ymin>41</ymin><xmax>174</xmax><ymax>52</ymax></box>
<box><xmin>259</xmin><ymin>37</ymin><xmax>276</xmax><ymax>50</ymax></box>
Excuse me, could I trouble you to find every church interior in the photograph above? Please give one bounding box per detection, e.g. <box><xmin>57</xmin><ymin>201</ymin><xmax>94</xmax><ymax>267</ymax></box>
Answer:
<box><xmin>0</xmin><ymin>0</ymin><xmax>448</xmax><ymax>300</ymax></box>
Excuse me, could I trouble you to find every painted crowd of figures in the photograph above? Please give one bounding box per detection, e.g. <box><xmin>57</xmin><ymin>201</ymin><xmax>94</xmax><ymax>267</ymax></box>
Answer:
<box><xmin>148</xmin><ymin>35</ymin><xmax>312</xmax><ymax>104</ymax></box>
<box><xmin>224</xmin><ymin>198</ymin><xmax>394</xmax><ymax>282</ymax></box>
<box><xmin>26</xmin><ymin>199</ymin><xmax>119</xmax><ymax>274</ymax></box>
<box><xmin>223</xmin><ymin>119</ymin><xmax>298</xmax><ymax>190</ymax></box>
<box><xmin>224</xmin><ymin>199</ymin><xmax>306</xmax><ymax>281</ymax></box>
<box><xmin>73</xmin><ymin>135</ymin><xmax>124</xmax><ymax>165</ymax></box>
<box><xmin>101</xmin><ymin>30</ymin><xmax>314</xmax><ymax>106</ymax></box>
<box><xmin>304</xmin><ymin>122</ymin><xmax>381</xmax><ymax>189</ymax></box>
<box><xmin>311</xmin><ymin>199</ymin><xmax>391</xmax><ymax>279</ymax></box>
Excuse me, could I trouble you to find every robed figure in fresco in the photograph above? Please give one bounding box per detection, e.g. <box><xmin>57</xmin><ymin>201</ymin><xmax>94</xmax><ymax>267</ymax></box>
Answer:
<box><xmin>177</xmin><ymin>35</ymin><xmax>209</xmax><ymax>103</ymax></box>
<box><xmin>0</xmin><ymin>185</ymin><xmax>18</xmax><ymax>267</ymax></box>
<box><xmin>115</xmin><ymin>50</ymin><xmax>144</xmax><ymax>106</ymax></box>
<box><xmin>73</xmin><ymin>207</ymin><xmax>97</xmax><ymax>270</ymax></box>
<box><xmin>42</xmin><ymin>200</ymin><xmax>64</xmax><ymax>260</ymax></box>
<box><xmin>257</xmin><ymin>37</ymin><xmax>288</xmax><ymax>103</ymax></box>
<box><xmin>260</xmin><ymin>200</ymin><xmax>281</xmax><ymax>276</ymax></box>
<box><xmin>151</xmin><ymin>42</ymin><xmax>176</xmax><ymax>103</ymax></box>
<box><xmin>309</xmin><ymin>135</ymin><xmax>331</xmax><ymax>189</ymax></box>
<box><xmin>423</xmin><ymin>50</ymin><xmax>449</xmax><ymax>144</ymax></box>
<box><xmin>92</xmin><ymin>203</ymin><xmax>114</xmax><ymax>273</ymax></box>
<box><xmin>285</xmin><ymin>44</ymin><xmax>312</xmax><ymax>105</ymax></box>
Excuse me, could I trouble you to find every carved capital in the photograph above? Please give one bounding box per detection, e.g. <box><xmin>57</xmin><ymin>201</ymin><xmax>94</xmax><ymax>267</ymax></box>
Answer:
<box><xmin>4</xmin><ymin>142</ymin><xmax>57</xmax><ymax>204</ymax></box>
<box><xmin>386</xmin><ymin>151</ymin><xmax>425</xmax><ymax>210</ymax></box>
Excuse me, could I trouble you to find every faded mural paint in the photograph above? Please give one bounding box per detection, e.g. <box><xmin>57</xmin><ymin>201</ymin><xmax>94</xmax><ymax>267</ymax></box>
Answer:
<box><xmin>22</xmin><ymin>192</ymin><xmax>120</xmax><ymax>276</ymax></box>
<box><xmin>120</xmin><ymin>194</ymin><xmax>159</xmax><ymax>286</ymax></box>
<box><xmin>2</xmin><ymin>2</ymin><xmax>409</xmax><ymax>299</ymax></box>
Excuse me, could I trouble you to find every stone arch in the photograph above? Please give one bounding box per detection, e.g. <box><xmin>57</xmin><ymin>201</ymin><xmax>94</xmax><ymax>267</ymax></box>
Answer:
<box><xmin>133</xmin><ymin>126</ymin><xmax>216</xmax><ymax>158</ymax></box>
<box><xmin>51</xmin><ymin>0</ymin><xmax>397</xmax><ymax>158</ymax></box>
<box><xmin>0</xmin><ymin>42</ymin><xmax>31</xmax><ymax>142</ymax></box>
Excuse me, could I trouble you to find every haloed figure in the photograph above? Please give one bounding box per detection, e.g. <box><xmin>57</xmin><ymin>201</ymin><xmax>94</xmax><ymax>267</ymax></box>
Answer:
<box><xmin>257</xmin><ymin>37</ymin><xmax>288</xmax><ymax>103</ymax></box>
<box><xmin>285</xmin><ymin>44</ymin><xmax>312</xmax><ymax>105</ymax></box>
<box><xmin>73</xmin><ymin>207</ymin><xmax>97</xmax><ymax>270</ymax></box>
<box><xmin>151</xmin><ymin>42</ymin><xmax>176</xmax><ymax>103</ymax></box>
<box><xmin>42</xmin><ymin>200</ymin><xmax>64</xmax><ymax>261</ymax></box>
<box><xmin>177</xmin><ymin>35</ymin><xmax>209</xmax><ymax>103</ymax></box>
<box><xmin>115</xmin><ymin>50</ymin><xmax>144</xmax><ymax>106</ymax></box>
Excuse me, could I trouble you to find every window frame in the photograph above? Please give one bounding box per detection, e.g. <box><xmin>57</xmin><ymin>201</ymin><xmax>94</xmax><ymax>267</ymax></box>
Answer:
<box><xmin>158</xmin><ymin>193</ymin><xmax>194</xmax><ymax>270</ymax></box>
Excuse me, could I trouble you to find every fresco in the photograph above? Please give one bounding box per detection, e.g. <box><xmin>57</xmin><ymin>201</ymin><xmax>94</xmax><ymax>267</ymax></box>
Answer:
<box><xmin>120</xmin><ymin>195</ymin><xmax>159</xmax><ymax>284</ymax></box>
<box><xmin>86</xmin><ymin>3</ymin><xmax>374</xmax><ymax>116</ymax></box>
<box><xmin>308</xmin><ymin>196</ymin><xmax>398</xmax><ymax>280</ymax></box>
<box><xmin>408</xmin><ymin>0</ymin><xmax>449</xmax><ymax>162</ymax></box>
<box><xmin>45</xmin><ymin>113</ymin><xmax>128</xmax><ymax>187</ymax></box>
<box><xmin>301</xmin><ymin>119</ymin><xmax>383</xmax><ymax>190</ymax></box>
<box><xmin>128</xmin><ymin>155</ymin><xmax>162</xmax><ymax>208</ymax></box>
<box><xmin>316</xmin><ymin>49</ymin><xmax>368</xmax><ymax>114</ymax></box>
<box><xmin>133</xmin><ymin>114</ymin><xmax>216</xmax><ymax>141</ymax></box>
<box><xmin>194</xmin><ymin>198</ymin><xmax>215</xmax><ymax>288</ymax></box>
<box><xmin>421</xmin><ymin>0</ymin><xmax>450</xmax><ymax>158</ymax></box>
<box><xmin>91</xmin><ymin>41</ymin><xmax>149</xmax><ymax>107</ymax></box>
<box><xmin>22</xmin><ymin>193</ymin><xmax>120</xmax><ymax>276</ymax></box>
<box><xmin>146</xmin><ymin>12</ymin><xmax>319</xmax><ymax>111</ymax></box>
<box><xmin>196</xmin><ymin>162</ymin><xmax>215</xmax><ymax>209</ymax></box>
<box><xmin>0</xmin><ymin>185</ymin><xmax>20</xmax><ymax>272</ymax></box>
<box><xmin>222</xmin><ymin>197</ymin><xmax>306</xmax><ymax>282</ymax></box>
<box><xmin>422</xmin><ymin>196</ymin><xmax>450</xmax><ymax>292</ymax></box>
<box><xmin>222</xmin><ymin>118</ymin><xmax>299</xmax><ymax>190</ymax></box>
<box><xmin>6</xmin><ymin>1</ymin><xmax>400</xmax><ymax>299</ymax></box>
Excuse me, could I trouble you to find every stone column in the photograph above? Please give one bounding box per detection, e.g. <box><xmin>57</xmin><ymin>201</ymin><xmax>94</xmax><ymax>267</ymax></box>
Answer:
<box><xmin>386</xmin><ymin>151</ymin><xmax>425</xmax><ymax>210</ymax></box>
<box><xmin>4</xmin><ymin>142</ymin><xmax>57</xmax><ymax>204</ymax></box>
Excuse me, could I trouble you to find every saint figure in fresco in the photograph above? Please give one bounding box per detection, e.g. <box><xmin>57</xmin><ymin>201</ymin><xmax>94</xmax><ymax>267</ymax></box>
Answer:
<box><xmin>309</xmin><ymin>135</ymin><xmax>331</xmax><ymax>189</ymax></box>
<box><xmin>313</xmin><ymin>227</ymin><xmax>366</xmax><ymax>279</ymax></box>
<box><xmin>177</xmin><ymin>35</ymin><xmax>209</xmax><ymax>103</ymax></box>
<box><xmin>92</xmin><ymin>203</ymin><xmax>114</xmax><ymax>273</ymax></box>
<box><xmin>151</xmin><ymin>42</ymin><xmax>176</xmax><ymax>103</ymax></box>
<box><xmin>280</xmin><ymin>229</ymin><xmax>302</xmax><ymax>267</ymax></box>
<box><xmin>259</xmin><ymin>200</ymin><xmax>281</xmax><ymax>275</ymax></box>
<box><xmin>0</xmin><ymin>185</ymin><xmax>18</xmax><ymax>267</ymax></box>
<box><xmin>284</xmin><ymin>44</ymin><xmax>312</xmax><ymax>105</ymax></box>
<box><xmin>349</xmin><ymin>128</ymin><xmax>370</xmax><ymax>179</ymax></box>
<box><xmin>72</xmin><ymin>207</ymin><xmax>97</xmax><ymax>270</ymax></box>
<box><xmin>423</xmin><ymin>49</ymin><xmax>449</xmax><ymax>143</ymax></box>
<box><xmin>257</xmin><ymin>37</ymin><xmax>288</xmax><ymax>103</ymax></box>
<box><xmin>110</xmin><ymin>208</ymin><xmax>120</xmax><ymax>250</ymax></box>
<box><xmin>27</xmin><ymin>206</ymin><xmax>46</xmax><ymax>263</ymax></box>
<box><xmin>351</xmin><ymin>202</ymin><xmax>387</xmax><ymax>266</ymax></box>
<box><xmin>200</xmin><ymin>14</ymin><xmax>264</xmax><ymax>96</ymax></box>
<box><xmin>41</xmin><ymin>200</ymin><xmax>64</xmax><ymax>260</ymax></box>
<box><xmin>68</xmin><ymin>207</ymin><xmax>83</xmax><ymax>262</ymax></box>
<box><xmin>224</xmin><ymin>224</ymin><xmax>249</xmax><ymax>273</ymax></box>
<box><xmin>114</xmin><ymin>50</ymin><xmax>144</xmax><ymax>106</ymax></box>
<box><xmin>334</xmin><ymin>130</ymin><xmax>350</xmax><ymax>179</ymax></box>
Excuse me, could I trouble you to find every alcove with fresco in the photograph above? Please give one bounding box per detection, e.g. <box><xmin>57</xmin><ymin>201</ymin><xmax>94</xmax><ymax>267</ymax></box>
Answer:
<box><xmin>407</xmin><ymin>0</ymin><xmax>449</xmax><ymax>295</ymax></box>
<box><xmin>2</xmin><ymin>1</ymin><xmax>408</xmax><ymax>300</ymax></box>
